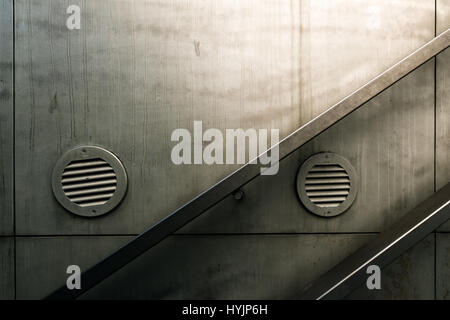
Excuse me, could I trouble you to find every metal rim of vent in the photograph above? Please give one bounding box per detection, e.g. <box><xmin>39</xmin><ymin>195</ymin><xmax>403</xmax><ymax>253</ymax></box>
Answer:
<box><xmin>296</xmin><ymin>152</ymin><xmax>357</xmax><ymax>218</ymax></box>
<box><xmin>52</xmin><ymin>146</ymin><xmax>128</xmax><ymax>218</ymax></box>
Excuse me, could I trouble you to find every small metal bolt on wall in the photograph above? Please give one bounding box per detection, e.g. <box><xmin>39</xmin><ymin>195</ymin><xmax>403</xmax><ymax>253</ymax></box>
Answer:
<box><xmin>233</xmin><ymin>190</ymin><xmax>245</xmax><ymax>201</ymax></box>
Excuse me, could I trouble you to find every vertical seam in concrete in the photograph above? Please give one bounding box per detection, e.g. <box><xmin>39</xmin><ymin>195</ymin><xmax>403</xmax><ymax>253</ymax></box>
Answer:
<box><xmin>12</xmin><ymin>0</ymin><xmax>16</xmax><ymax>301</ymax></box>
<box><xmin>435</xmin><ymin>0</ymin><xmax>437</xmax><ymax>36</ymax></box>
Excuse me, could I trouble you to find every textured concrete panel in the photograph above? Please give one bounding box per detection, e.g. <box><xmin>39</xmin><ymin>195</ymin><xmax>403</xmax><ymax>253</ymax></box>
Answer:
<box><xmin>0</xmin><ymin>0</ymin><xmax>13</xmax><ymax>235</ymax></box>
<box><xmin>81</xmin><ymin>234</ymin><xmax>372</xmax><ymax>299</ymax></box>
<box><xmin>436</xmin><ymin>233</ymin><xmax>450</xmax><ymax>300</ymax></box>
<box><xmin>348</xmin><ymin>235</ymin><xmax>434</xmax><ymax>300</ymax></box>
<box><xmin>437</xmin><ymin>0</ymin><xmax>450</xmax><ymax>34</ymax></box>
<box><xmin>436</xmin><ymin>49</ymin><xmax>450</xmax><ymax>231</ymax></box>
<box><xmin>181</xmin><ymin>61</ymin><xmax>435</xmax><ymax>234</ymax></box>
<box><xmin>0</xmin><ymin>238</ymin><xmax>14</xmax><ymax>300</ymax></box>
<box><xmin>14</xmin><ymin>0</ymin><xmax>435</xmax><ymax>235</ymax></box>
<box><xmin>16</xmin><ymin>236</ymin><xmax>131</xmax><ymax>299</ymax></box>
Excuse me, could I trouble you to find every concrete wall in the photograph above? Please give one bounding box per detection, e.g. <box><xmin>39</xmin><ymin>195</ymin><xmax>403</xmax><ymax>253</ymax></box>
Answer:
<box><xmin>0</xmin><ymin>0</ymin><xmax>13</xmax><ymax>236</ymax></box>
<box><xmin>0</xmin><ymin>0</ymin><xmax>448</xmax><ymax>299</ymax></box>
<box><xmin>13</xmin><ymin>0</ymin><xmax>435</xmax><ymax>235</ymax></box>
<box><xmin>15</xmin><ymin>54</ymin><xmax>446</xmax><ymax>300</ymax></box>
<box><xmin>437</xmin><ymin>48</ymin><xmax>450</xmax><ymax>234</ymax></box>
<box><xmin>436</xmin><ymin>2</ymin><xmax>450</xmax><ymax>302</ymax></box>
<box><xmin>0</xmin><ymin>0</ymin><xmax>14</xmax><ymax>301</ymax></box>
<box><xmin>0</xmin><ymin>238</ymin><xmax>14</xmax><ymax>300</ymax></box>
<box><xmin>437</xmin><ymin>0</ymin><xmax>450</xmax><ymax>233</ymax></box>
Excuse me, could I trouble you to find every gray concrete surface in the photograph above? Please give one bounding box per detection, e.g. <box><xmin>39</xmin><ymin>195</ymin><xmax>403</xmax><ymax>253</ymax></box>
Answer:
<box><xmin>1</xmin><ymin>0</ymin><xmax>448</xmax><ymax>300</ymax></box>
<box><xmin>348</xmin><ymin>235</ymin><xmax>435</xmax><ymax>300</ymax></box>
<box><xmin>78</xmin><ymin>234</ymin><xmax>373</xmax><ymax>299</ymax></box>
<box><xmin>437</xmin><ymin>0</ymin><xmax>450</xmax><ymax>34</ymax></box>
<box><xmin>436</xmin><ymin>233</ymin><xmax>450</xmax><ymax>300</ymax></box>
<box><xmin>437</xmin><ymin>48</ymin><xmax>450</xmax><ymax>231</ymax></box>
<box><xmin>14</xmin><ymin>0</ymin><xmax>436</xmax><ymax>235</ymax></box>
<box><xmin>0</xmin><ymin>0</ymin><xmax>13</xmax><ymax>235</ymax></box>
<box><xmin>181</xmin><ymin>60</ymin><xmax>435</xmax><ymax>233</ymax></box>
<box><xmin>0</xmin><ymin>238</ymin><xmax>14</xmax><ymax>299</ymax></box>
<box><xmin>16</xmin><ymin>236</ymin><xmax>131</xmax><ymax>299</ymax></box>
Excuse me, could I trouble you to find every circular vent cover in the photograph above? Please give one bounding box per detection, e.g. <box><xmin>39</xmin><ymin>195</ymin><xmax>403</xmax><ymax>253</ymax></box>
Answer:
<box><xmin>52</xmin><ymin>146</ymin><xmax>128</xmax><ymax>217</ymax></box>
<box><xmin>296</xmin><ymin>153</ymin><xmax>357</xmax><ymax>217</ymax></box>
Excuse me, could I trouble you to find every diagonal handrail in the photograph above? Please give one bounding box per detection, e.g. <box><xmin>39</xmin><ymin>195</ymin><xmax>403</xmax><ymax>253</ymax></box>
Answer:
<box><xmin>299</xmin><ymin>183</ymin><xmax>450</xmax><ymax>300</ymax></box>
<box><xmin>46</xmin><ymin>29</ymin><xmax>450</xmax><ymax>300</ymax></box>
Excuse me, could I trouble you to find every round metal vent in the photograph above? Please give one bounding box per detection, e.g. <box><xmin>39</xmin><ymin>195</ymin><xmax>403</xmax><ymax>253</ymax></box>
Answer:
<box><xmin>296</xmin><ymin>153</ymin><xmax>357</xmax><ymax>217</ymax></box>
<box><xmin>52</xmin><ymin>146</ymin><xmax>128</xmax><ymax>217</ymax></box>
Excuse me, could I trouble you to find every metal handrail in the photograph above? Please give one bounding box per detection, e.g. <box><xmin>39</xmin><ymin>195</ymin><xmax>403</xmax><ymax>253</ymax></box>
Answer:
<box><xmin>299</xmin><ymin>183</ymin><xmax>450</xmax><ymax>300</ymax></box>
<box><xmin>46</xmin><ymin>29</ymin><xmax>450</xmax><ymax>300</ymax></box>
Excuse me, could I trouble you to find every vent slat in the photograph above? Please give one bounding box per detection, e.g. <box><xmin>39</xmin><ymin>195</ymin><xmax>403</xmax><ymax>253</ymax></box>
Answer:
<box><xmin>78</xmin><ymin>201</ymin><xmax>108</xmax><ymax>207</ymax></box>
<box><xmin>65</xmin><ymin>186</ymin><xmax>117</xmax><ymax>197</ymax></box>
<box><xmin>65</xmin><ymin>159</ymin><xmax>107</xmax><ymax>169</ymax></box>
<box><xmin>305</xmin><ymin>184</ymin><xmax>350</xmax><ymax>191</ymax></box>
<box><xmin>309</xmin><ymin>166</ymin><xmax>345</xmax><ymax>172</ymax></box>
<box><xmin>310</xmin><ymin>196</ymin><xmax>347</xmax><ymax>203</ymax></box>
<box><xmin>61</xmin><ymin>173</ymin><xmax>116</xmax><ymax>184</ymax></box>
<box><xmin>306</xmin><ymin>172</ymin><xmax>349</xmax><ymax>178</ymax></box>
<box><xmin>62</xmin><ymin>166</ymin><xmax>114</xmax><ymax>177</ymax></box>
<box><xmin>306</xmin><ymin>190</ymin><xmax>349</xmax><ymax>197</ymax></box>
<box><xmin>305</xmin><ymin>178</ymin><xmax>350</xmax><ymax>184</ymax></box>
<box><xmin>69</xmin><ymin>193</ymin><xmax>115</xmax><ymax>203</ymax></box>
<box><xmin>62</xmin><ymin>179</ymin><xmax>118</xmax><ymax>191</ymax></box>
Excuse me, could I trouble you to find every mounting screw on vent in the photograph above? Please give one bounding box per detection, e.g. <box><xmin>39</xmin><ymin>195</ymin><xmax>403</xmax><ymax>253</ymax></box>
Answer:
<box><xmin>296</xmin><ymin>153</ymin><xmax>357</xmax><ymax>218</ymax></box>
<box><xmin>52</xmin><ymin>146</ymin><xmax>128</xmax><ymax>217</ymax></box>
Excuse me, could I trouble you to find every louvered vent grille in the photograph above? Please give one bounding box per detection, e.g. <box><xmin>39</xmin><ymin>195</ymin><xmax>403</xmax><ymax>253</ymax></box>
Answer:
<box><xmin>305</xmin><ymin>164</ymin><xmax>350</xmax><ymax>208</ymax></box>
<box><xmin>297</xmin><ymin>153</ymin><xmax>357</xmax><ymax>217</ymax></box>
<box><xmin>61</xmin><ymin>158</ymin><xmax>117</xmax><ymax>207</ymax></box>
<box><xmin>52</xmin><ymin>146</ymin><xmax>127</xmax><ymax>217</ymax></box>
